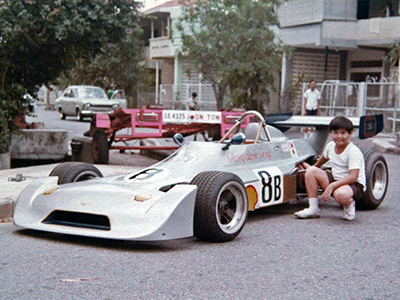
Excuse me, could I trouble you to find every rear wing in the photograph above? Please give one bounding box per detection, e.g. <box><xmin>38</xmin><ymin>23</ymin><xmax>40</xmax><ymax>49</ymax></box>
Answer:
<box><xmin>266</xmin><ymin>114</ymin><xmax>383</xmax><ymax>155</ymax></box>
<box><xmin>266</xmin><ymin>114</ymin><xmax>383</xmax><ymax>139</ymax></box>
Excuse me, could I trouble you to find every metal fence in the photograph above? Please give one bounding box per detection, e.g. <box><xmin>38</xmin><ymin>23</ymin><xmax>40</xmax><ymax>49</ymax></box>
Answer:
<box><xmin>302</xmin><ymin>81</ymin><xmax>400</xmax><ymax>136</ymax></box>
<box><xmin>364</xmin><ymin>82</ymin><xmax>400</xmax><ymax>136</ymax></box>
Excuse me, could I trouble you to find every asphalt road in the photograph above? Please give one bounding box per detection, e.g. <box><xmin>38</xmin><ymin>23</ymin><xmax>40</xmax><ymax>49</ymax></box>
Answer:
<box><xmin>26</xmin><ymin>105</ymin><xmax>91</xmax><ymax>142</ymax></box>
<box><xmin>0</xmin><ymin>153</ymin><xmax>399</xmax><ymax>299</ymax></box>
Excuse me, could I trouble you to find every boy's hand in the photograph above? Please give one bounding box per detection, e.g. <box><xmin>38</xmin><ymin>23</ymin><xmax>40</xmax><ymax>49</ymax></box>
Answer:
<box><xmin>297</xmin><ymin>162</ymin><xmax>310</xmax><ymax>170</ymax></box>
<box><xmin>322</xmin><ymin>184</ymin><xmax>334</xmax><ymax>202</ymax></box>
<box><xmin>296</xmin><ymin>162</ymin><xmax>309</xmax><ymax>190</ymax></box>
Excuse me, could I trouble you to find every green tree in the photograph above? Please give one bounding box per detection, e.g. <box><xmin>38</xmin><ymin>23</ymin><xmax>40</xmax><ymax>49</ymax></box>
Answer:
<box><xmin>178</xmin><ymin>0</ymin><xmax>286</xmax><ymax>111</ymax></box>
<box><xmin>57</xmin><ymin>20</ymin><xmax>148</xmax><ymax>107</ymax></box>
<box><xmin>0</xmin><ymin>0</ymin><xmax>142</xmax><ymax>152</ymax></box>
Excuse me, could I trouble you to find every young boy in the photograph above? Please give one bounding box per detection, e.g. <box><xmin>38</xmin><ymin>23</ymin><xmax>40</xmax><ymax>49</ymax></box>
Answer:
<box><xmin>294</xmin><ymin>116</ymin><xmax>366</xmax><ymax>221</ymax></box>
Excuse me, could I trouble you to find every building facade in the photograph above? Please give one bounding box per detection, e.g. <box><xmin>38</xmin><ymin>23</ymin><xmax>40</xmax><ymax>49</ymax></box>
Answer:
<box><xmin>142</xmin><ymin>0</ymin><xmax>400</xmax><ymax>111</ymax></box>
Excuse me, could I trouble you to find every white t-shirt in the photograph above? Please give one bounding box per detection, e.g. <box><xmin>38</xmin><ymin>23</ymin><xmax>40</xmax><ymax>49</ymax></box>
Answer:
<box><xmin>323</xmin><ymin>141</ymin><xmax>366</xmax><ymax>190</ymax></box>
<box><xmin>303</xmin><ymin>88</ymin><xmax>321</xmax><ymax>110</ymax></box>
<box><xmin>187</xmin><ymin>97</ymin><xmax>197</xmax><ymax>110</ymax></box>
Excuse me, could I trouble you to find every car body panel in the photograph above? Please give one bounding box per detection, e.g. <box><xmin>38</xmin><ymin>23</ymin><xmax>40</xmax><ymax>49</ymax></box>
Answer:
<box><xmin>13</xmin><ymin>114</ymin><xmax>365</xmax><ymax>241</ymax></box>
<box><xmin>14</xmin><ymin>176</ymin><xmax>197</xmax><ymax>240</ymax></box>
<box><xmin>14</xmin><ymin>137</ymin><xmax>314</xmax><ymax>240</ymax></box>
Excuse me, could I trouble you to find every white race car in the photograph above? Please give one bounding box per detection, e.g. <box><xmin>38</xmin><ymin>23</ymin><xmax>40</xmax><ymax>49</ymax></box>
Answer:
<box><xmin>13</xmin><ymin>111</ymin><xmax>388</xmax><ymax>242</ymax></box>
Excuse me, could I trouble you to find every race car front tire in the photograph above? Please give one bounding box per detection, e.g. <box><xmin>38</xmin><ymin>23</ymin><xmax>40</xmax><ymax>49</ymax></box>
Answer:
<box><xmin>357</xmin><ymin>149</ymin><xmax>389</xmax><ymax>210</ymax></box>
<box><xmin>191</xmin><ymin>171</ymin><xmax>248</xmax><ymax>242</ymax></box>
<box><xmin>49</xmin><ymin>162</ymin><xmax>103</xmax><ymax>184</ymax></box>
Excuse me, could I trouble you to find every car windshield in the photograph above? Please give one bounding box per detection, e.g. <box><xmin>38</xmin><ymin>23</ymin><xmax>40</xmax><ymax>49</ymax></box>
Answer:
<box><xmin>79</xmin><ymin>88</ymin><xmax>107</xmax><ymax>99</ymax></box>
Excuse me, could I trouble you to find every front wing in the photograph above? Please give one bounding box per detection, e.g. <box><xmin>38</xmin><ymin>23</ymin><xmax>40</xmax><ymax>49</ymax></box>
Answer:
<box><xmin>13</xmin><ymin>177</ymin><xmax>197</xmax><ymax>241</ymax></box>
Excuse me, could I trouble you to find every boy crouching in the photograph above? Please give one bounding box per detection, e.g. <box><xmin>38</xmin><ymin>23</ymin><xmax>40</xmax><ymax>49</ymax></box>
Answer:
<box><xmin>295</xmin><ymin>116</ymin><xmax>366</xmax><ymax>221</ymax></box>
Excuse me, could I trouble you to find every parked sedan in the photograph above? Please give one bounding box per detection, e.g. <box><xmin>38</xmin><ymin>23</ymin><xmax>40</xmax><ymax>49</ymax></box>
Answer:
<box><xmin>55</xmin><ymin>86</ymin><xmax>120</xmax><ymax>121</ymax></box>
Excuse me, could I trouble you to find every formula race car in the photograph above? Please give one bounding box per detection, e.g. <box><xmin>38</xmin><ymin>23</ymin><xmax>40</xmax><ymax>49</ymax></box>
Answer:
<box><xmin>13</xmin><ymin>111</ymin><xmax>389</xmax><ymax>242</ymax></box>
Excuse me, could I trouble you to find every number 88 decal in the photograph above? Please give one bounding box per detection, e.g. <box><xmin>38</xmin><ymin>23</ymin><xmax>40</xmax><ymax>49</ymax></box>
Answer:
<box><xmin>254</xmin><ymin>167</ymin><xmax>284</xmax><ymax>206</ymax></box>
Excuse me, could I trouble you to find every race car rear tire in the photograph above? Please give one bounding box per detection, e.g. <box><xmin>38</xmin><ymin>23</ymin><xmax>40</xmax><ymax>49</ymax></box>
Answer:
<box><xmin>357</xmin><ymin>149</ymin><xmax>388</xmax><ymax>210</ymax></box>
<box><xmin>191</xmin><ymin>171</ymin><xmax>248</xmax><ymax>242</ymax></box>
<box><xmin>49</xmin><ymin>162</ymin><xmax>103</xmax><ymax>184</ymax></box>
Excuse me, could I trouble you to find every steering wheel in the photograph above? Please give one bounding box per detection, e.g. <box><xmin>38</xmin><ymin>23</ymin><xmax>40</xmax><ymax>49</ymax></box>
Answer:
<box><xmin>218</xmin><ymin>110</ymin><xmax>270</xmax><ymax>144</ymax></box>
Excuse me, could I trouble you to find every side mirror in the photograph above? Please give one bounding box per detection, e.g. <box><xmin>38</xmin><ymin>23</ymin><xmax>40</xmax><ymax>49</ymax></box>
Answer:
<box><xmin>173</xmin><ymin>133</ymin><xmax>185</xmax><ymax>146</ymax></box>
<box><xmin>222</xmin><ymin>133</ymin><xmax>246</xmax><ymax>151</ymax></box>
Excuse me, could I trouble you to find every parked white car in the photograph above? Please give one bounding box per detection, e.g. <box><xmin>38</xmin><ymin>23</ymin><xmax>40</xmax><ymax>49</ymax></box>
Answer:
<box><xmin>55</xmin><ymin>86</ymin><xmax>120</xmax><ymax>121</ymax></box>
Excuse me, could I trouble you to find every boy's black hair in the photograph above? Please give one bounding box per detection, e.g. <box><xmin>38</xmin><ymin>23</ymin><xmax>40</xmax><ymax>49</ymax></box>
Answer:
<box><xmin>192</xmin><ymin>92</ymin><xmax>197</xmax><ymax>97</ymax></box>
<box><xmin>329</xmin><ymin>116</ymin><xmax>353</xmax><ymax>133</ymax></box>
<box><xmin>309</xmin><ymin>79</ymin><xmax>316</xmax><ymax>84</ymax></box>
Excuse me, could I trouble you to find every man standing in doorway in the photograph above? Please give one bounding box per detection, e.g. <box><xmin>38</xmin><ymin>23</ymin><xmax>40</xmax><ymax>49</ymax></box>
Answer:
<box><xmin>304</xmin><ymin>80</ymin><xmax>321</xmax><ymax>115</ymax></box>
<box><xmin>303</xmin><ymin>80</ymin><xmax>321</xmax><ymax>137</ymax></box>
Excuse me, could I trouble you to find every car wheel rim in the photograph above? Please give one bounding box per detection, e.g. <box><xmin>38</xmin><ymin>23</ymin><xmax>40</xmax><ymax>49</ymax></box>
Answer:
<box><xmin>215</xmin><ymin>181</ymin><xmax>246</xmax><ymax>234</ymax></box>
<box><xmin>371</xmin><ymin>160</ymin><xmax>387</xmax><ymax>200</ymax></box>
<box><xmin>73</xmin><ymin>170</ymin><xmax>100</xmax><ymax>182</ymax></box>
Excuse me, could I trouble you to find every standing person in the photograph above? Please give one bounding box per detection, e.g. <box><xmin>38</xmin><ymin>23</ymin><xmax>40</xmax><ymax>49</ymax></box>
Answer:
<box><xmin>303</xmin><ymin>80</ymin><xmax>321</xmax><ymax>137</ymax></box>
<box><xmin>294</xmin><ymin>116</ymin><xmax>365</xmax><ymax>221</ymax></box>
<box><xmin>187</xmin><ymin>92</ymin><xmax>198</xmax><ymax>111</ymax></box>
<box><xmin>304</xmin><ymin>80</ymin><xmax>321</xmax><ymax>115</ymax></box>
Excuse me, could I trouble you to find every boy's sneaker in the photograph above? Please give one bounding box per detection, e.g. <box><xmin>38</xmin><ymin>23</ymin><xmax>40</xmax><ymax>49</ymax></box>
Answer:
<box><xmin>294</xmin><ymin>208</ymin><xmax>320</xmax><ymax>219</ymax></box>
<box><xmin>343</xmin><ymin>201</ymin><xmax>356</xmax><ymax>221</ymax></box>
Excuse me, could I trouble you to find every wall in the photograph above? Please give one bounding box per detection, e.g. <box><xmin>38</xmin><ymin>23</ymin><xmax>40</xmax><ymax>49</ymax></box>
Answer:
<box><xmin>324</xmin><ymin>0</ymin><xmax>357</xmax><ymax>20</ymax></box>
<box><xmin>278</xmin><ymin>0</ymin><xmax>324</xmax><ymax>27</ymax></box>
<box><xmin>10</xmin><ymin>130</ymin><xmax>68</xmax><ymax>160</ymax></box>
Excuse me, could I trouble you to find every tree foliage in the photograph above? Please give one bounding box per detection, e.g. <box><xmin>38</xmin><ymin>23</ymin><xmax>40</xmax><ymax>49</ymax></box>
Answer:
<box><xmin>178</xmin><ymin>0</ymin><xmax>287</xmax><ymax>111</ymax></box>
<box><xmin>57</xmin><ymin>22</ymin><xmax>146</xmax><ymax>107</ymax></box>
<box><xmin>0</xmin><ymin>0</ymin><xmax>142</xmax><ymax>151</ymax></box>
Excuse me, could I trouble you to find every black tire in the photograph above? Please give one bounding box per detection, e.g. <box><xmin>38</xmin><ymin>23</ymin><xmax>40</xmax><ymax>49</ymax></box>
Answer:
<box><xmin>357</xmin><ymin>149</ymin><xmax>389</xmax><ymax>210</ymax></box>
<box><xmin>49</xmin><ymin>162</ymin><xmax>103</xmax><ymax>184</ymax></box>
<box><xmin>92</xmin><ymin>130</ymin><xmax>109</xmax><ymax>164</ymax></box>
<box><xmin>59</xmin><ymin>108</ymin><xmax>66</xmax><ymax>120</ymax></box>
<box><xmin>191</xmin><ymin>171</ymin><xmax>248</xmax><ymax>242</ymax></box>
<box><xmin>76</xmin><ymin>108</ymin><xmax>84</xmax><ymax>121</ymax></box>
